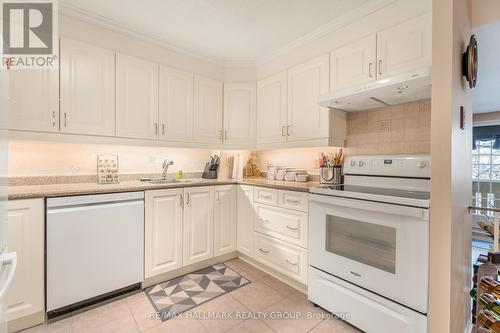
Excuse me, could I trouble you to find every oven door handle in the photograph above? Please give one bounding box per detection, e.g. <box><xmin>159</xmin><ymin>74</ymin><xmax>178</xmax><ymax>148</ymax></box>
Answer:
<box><xmin>310</xmin><ymin>194</ymin><xmax>429</xmax><ymax>220</ymax></box>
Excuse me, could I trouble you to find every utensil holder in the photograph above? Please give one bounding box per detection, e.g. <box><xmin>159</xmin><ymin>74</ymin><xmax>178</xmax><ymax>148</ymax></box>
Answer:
<box><xmin>320</xmin><ymin>166</ymin><xmax>342</xmax><ymax>185</ymax></box>
<box><xmin>202</xmin><ymin>163</ymin><xmax>218</xmax><ymax>179</ymax></box>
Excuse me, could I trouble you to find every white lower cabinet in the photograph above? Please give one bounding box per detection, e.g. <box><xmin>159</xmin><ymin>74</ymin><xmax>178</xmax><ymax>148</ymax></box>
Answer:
<box><xmin>237</xmin><ymin>185</ymin><xmax>254</xmax><ymax>257</ymax></box>
<box><xmin>251</xmin><ymin>186</ymin><xmax>309</xmax><ymax>284</ymax></box>
<box><xmin>214</xmin><ymin>185</ymin><xmax>237</xmax><ymax>256</ymax></box>
<box><xmin>7</xmin><ymin>199</ymin><xmax>45</xmax><ymax>322</ymax></box>
<box><xmin>144</xmin><ymin>189</ymin><xmax>184</xmax><ymax>278</ymax></box>
<box><xmin>183</xmin><ymin>186</ymin><xmax>215</xmax><ymax>266</ymax></box>
<box><xmin>254</xmin><ymin>233</ymin><xmax>308</xmax><ymax>284</ymax></box>
<box><xmin>254</xmin><ymin>203</ymin><xmax>308</xmax><ymax>248</ymax></box>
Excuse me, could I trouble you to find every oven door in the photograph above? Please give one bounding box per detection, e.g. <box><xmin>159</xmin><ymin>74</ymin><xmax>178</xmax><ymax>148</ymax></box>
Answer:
<box><xmin>309</xmin><ymin>194</ymin><xmax>429</xmax><ymax>313</ymax></box>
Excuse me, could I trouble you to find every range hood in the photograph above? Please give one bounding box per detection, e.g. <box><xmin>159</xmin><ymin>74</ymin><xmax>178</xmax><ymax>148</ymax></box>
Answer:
<box><xmin>318</xmin><ymin>68</ymin><xmax>431</xmax><ymax>111</ymax></box>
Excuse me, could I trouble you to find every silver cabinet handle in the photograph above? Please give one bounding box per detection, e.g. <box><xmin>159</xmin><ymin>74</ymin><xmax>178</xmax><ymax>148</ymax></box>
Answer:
<box><xmin>260</xmin><ymin>194</ymin><xmax>272</xmax><ymax>199</ymax></box>
<box><xmin>286</xmin><ymin>259</ymin><xmax>298</xmax><ymax>266</ymax></box>
<box><xmin>368</xmin><ymin>62</ymin><xmax>374</xmax><ymax>78</ymax></box>
<box><xmin>162</xmin><ymin>123</ymin><xmax>165</xmax><ymax>135</ymax></box>
<box><xmin>259</xmin><ymin>248</ymin><xmax>269</xmax><ymax>254</ymax></box>
<box><xmin>216</xmin><ymin>190</ymin><xmax>220</xmax><ymax>201</ymax></box>
<box><xmin>286</xmin><ymin>199</ymin><xmax>300</xmax><ymax>204</ymax></box>
<box><xmin>52</xmin><ymin>111</ymin><xmax>56</xmax><ymax>127</ymax></box>
<box><xmin>286</xmin><ymin>225</ymin><xmax>298</xmax><ymax>231</ymax></box>
<box><xmin>286</xmin><ymin>125</ymin><xmax>290</xmax><ymax>136</ymax></box>
<box><xmin>64</xmin><ymin>112</ymin><xmax>67</xmax><ymax>127</ymax></box>
<box><xmin>186</xmin><ymin>193</ymin><xmax>190</xmax><ymax>206</ymax></box>
<box><xmin>281</xmin><ymin>126</ymin><xmax>286</xmax><ymax>137</ymax></box>
<box><xmin>154</xmin><ymin>123</ymin><xmax>158</xmax><ymax>134</ymax></box>
<box><xmin>378</xmin><ymin>60</ymin><xmax>383</xmax><ymax>76</ymax></box>
<box><xmin>259</xmin><ymin>218</ymin><xmax>270</xmax><ymax>223</ymax></box>
<box><xmin>179</xmin><ymin>194</ymin><xmax>183</xmax><ymax>207</ymax></box>
<box><xmin>224</xmin><ymin>130</ymin><xmax>228</xmax><ymax>141</ymax></box>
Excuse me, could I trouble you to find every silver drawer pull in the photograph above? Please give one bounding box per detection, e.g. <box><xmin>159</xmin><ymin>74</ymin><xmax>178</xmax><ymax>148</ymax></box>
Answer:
<box><xmin>259</xmin><ymin>218</ymin><xmax>270</xmax><ymax>223</ymax></box>
<box><xmin>286</xmin><ymin>199</ymin><xmax>300</xmax><ymax>204</ymax></box>
<box><xmin>259</xmin><ymin>248</ymin><xmax>269</xmax><ymax>254</ymax></box>
<box><xmin>286</xmin><ymin>259</ymin><xmax>298</xmax><ymax>266</ymax></box>
<box><xmin>286</xmin><ymin>225</ymin><xmax>298</xmax><ymax>231</ymax></box>
<box><xmin>260</xmin><ymin>194</ymin><xmax>272</xmax><ymax>199</ymax></box>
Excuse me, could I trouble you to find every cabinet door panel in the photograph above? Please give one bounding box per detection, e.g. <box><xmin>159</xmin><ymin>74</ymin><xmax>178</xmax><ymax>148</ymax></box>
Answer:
<box><xmin>376</xmin><ymin>13</ymin><xmax>432</xmax><ymax>79</ymax></box>
<box><xmin>287</xmin><ymin>54</ymin><xmax>330</xmax><ymax>142</ymax></box>
<box><xmin>223</xmin><ymin>83</ymin><xmax>256</xmax><ymax>145</ymax></box>
<box><xmin>193</xmin><ymin>76</ymin><xmax>222</xmax><ymax>144</ymax></box>
<box><xmin>237</xmin><ymin>185</ymin><xmax>254</xmax><ymax>257</ymax></box>
<box><xmin>183</xmin><ymin>186</ymin><xmax>214</xmax><ymax>265</ymax></box>
<box><xmin>60</xmin><ymin>39</ymin><xmax>115</xmax><ymax>136</ymax></box>
<box><xmin>8</xmin><ymin>68</ymin><xmax>59</xmax><ymax>132</ymax></box>
<box><xmin>257</xmin><ymin>72</ymin><xmax>287</xmax><ymax>144</ymax></box>
<box><xmin>116</xmin><ymin>54</ymin><xmax>159</xmax><ymax>140</ymax></box>
<box><xmin>159</xmin><ymin>66</ymin><xmax>193</xmax><ymax>142</ymax></box>
<box><xmin>7</xmin><ymin>199</ymin><xmax>44</xmax><ymax>321</ymax></box>
<box><xmin>145</xmin><ymin>189</ymin><xmax>183</xmax><ymax>278</ymax></box>
<box><xmin>214</xmin><ymin>185</ymin><xmax>237</xmax><ymax>256</ymax></box>
<box><xmin>330</xmin><ymin>35</ymin><xmax>376</xmax><ymax>91</ymax></box>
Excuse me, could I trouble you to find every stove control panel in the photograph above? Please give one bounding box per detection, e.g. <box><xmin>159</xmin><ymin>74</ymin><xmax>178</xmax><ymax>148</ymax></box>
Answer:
<box><xmin>343</xmin><ymin>155</ymin><xmax>431</xmax><ymax>178</ymax></box>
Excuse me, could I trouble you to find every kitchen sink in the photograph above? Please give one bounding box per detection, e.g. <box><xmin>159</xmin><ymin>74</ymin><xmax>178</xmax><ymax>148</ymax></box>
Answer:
<box><xmin>144</xmin><ymin>179</ymin><xmax>191</xmax><ymax>184</ymax></box>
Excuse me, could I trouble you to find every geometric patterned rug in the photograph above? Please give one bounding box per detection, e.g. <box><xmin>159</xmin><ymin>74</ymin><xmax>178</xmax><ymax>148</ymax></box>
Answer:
<box><xmin>144</xmin><ymin>263</ymin><xmax>250</xmax><ymax>321</ymax></box>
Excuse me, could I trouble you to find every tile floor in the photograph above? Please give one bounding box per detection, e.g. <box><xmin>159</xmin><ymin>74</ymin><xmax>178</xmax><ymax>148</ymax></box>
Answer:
<box><xmin>21</xmin><ymin>259</ymin><xmax>362</xmax><ymax>333</ymax></box>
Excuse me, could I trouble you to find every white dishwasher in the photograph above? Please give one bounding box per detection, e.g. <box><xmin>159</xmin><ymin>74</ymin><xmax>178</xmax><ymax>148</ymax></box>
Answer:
<box><xmin>46</xmin><ymin>191</ymin><xmax>144</xmax><ymax>316</ymax></box>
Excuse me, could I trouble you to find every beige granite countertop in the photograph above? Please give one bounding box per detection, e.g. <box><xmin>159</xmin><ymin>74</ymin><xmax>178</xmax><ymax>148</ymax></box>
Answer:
<box><xmin>8</xmin><ymin>177</ymin><xmax>319</xmax><ymax>199</ymax></box>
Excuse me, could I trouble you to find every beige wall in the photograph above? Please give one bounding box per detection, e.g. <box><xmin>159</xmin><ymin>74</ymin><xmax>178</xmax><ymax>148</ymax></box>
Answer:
<box><xmin>8</xmin><ymin>140</ymin><xmax>218</xmax><ymax>177</ymax></box>
<box><xmin>346</xmin><ymin>99</ymin><xmax>431</xmax><ymax>155</ymax></box>
<box><xmin>429</xmin><ymin>0</ymin><xmax>473</xmax><ymax>332</ymax></box>
<box><xmin>254</xmin><ymin>147</ymin><xmax>342</xmax><ymax>175</ymax></box>
<box><xmin>472</xmin><ymin>0</ymin><xmax>500</xmax><ymax>29</ymax></box>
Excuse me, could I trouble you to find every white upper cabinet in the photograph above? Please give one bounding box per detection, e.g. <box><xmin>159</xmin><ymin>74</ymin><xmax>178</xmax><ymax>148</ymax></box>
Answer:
<box><xmin>116</xmin><ymin>53</ymin><xmax>159</xmax><ymax>140</ymax></box>
<box><xmin>330</xmin><ymin>35</ymin><xmax>376</xmax><ymax>91</ymax></box>
<box><xmin>183</xmin><ymin>186</ymin><xmax>214</xmax><ymax>266</ymax></box>
<box><xmin>214</xmin><ymin>185</ymin><xmax>237</xmax><ymax>256</ymax></box>
<box><xmin>257</xmin><ymin>72</ymin><xmax>287</xmax><ymax>145</ymax></box>
<box><xmin>376</xmin><ymin>13</ymin><xmax>432</xmax><ymax>79</ymax></box>
<box><xmin>223</xmin><ymin>83</ymin><xmax>256</xmax><ymax>146</ymax></box>
<box><xmin>144</xmin><ymin>189</ymin><xmax>184</xmax><ymax>278</ymax></box>
<box><xmin>193</xmin><ymin>75</ymin><xmax>223</xmax><ymax>144</ymax></box>
<box><xmin>159</xmin><ymin>66</ymin><xmax>194</xmax><ymax>142</ymax></box>
<box><xmin>60</xmin><ymin>39</ymin><xmax>115</xmax><ymax>136</ymax></box>
<box><xmin>8</xmin><ymin>68</ymin><xmax>59</xmax><ymax>132</ymax></box>
<box><xmin>287</xmin><ymin>54</ymin><xmax>330</xmax><ymax>142</ymax></box>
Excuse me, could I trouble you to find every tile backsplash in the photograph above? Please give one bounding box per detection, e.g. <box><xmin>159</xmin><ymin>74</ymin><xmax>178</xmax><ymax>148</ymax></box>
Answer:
<box><xmin>346</xmin><ymin>99</ymin><xmax>431</xmax><ymax>155</ymax></box>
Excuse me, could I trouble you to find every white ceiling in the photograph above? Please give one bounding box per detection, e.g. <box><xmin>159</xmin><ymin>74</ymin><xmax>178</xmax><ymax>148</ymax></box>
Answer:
<box><xmin>59</xmin><ymin>0</ymin><xmax>392</xmax><ymax>66</ymax></box>
<box><xmin>474</xmin><ymin>20</ymin><xmax>500</xmax><ymax>113</ymax></box>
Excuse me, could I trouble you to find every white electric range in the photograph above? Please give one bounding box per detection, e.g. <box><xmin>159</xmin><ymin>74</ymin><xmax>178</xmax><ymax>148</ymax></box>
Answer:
<box><xmin>308</xmin><ymin>154</ymin><xmax>430</xmax><ymax>333</ymax></box>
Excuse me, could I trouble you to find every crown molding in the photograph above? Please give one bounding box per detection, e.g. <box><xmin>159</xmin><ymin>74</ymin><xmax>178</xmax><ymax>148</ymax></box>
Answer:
<box><xmin>255</xmin><ymin>0</ymin><xmax>396</xmax><ymax>66</ymax></box>
<box><xmin>59</xmin><ymin>0</ymin><xmax>396</xmax><ymax>69</ymax></box>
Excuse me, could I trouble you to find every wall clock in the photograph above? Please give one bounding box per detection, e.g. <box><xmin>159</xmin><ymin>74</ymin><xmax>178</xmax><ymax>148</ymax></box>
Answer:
<box><xmin>462</xmin><ymin>34</ymin><xmax>478</xmax><ymax>89</ymax></box>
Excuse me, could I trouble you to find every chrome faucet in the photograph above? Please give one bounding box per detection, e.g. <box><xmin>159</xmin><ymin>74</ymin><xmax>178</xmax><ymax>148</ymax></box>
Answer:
<box><xmin>161</xmin><ymin>160</ymin><xmax>174</xmax><ymax>179</ymax></box>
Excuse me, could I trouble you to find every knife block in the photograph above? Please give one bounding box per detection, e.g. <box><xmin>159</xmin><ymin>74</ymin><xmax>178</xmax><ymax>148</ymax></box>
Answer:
<box><xmin>202</xmin><ymin>163</ymin><xmax>218</xmax><ymax>179</ymax></box>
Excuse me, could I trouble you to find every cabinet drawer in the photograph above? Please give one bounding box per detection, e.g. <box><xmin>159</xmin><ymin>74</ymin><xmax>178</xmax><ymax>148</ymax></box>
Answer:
<box><xmin>254</xmin><ymin>187</ymin><xmax>278</xmax><ymax>206</ymax></box>
<box><xmin>279</xmin><ymin>190</ymin><xmax>308</xmax><ymax>212</ymax></box>
<box><xmin>254</xmin><ymin>203</ymin><xmax>308</xmax><ymax>248</ymax></box>
<box><xmin>254</xmin><ymin>233</ymin><xmax>307</xmax><ymax>284</ymax></box>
